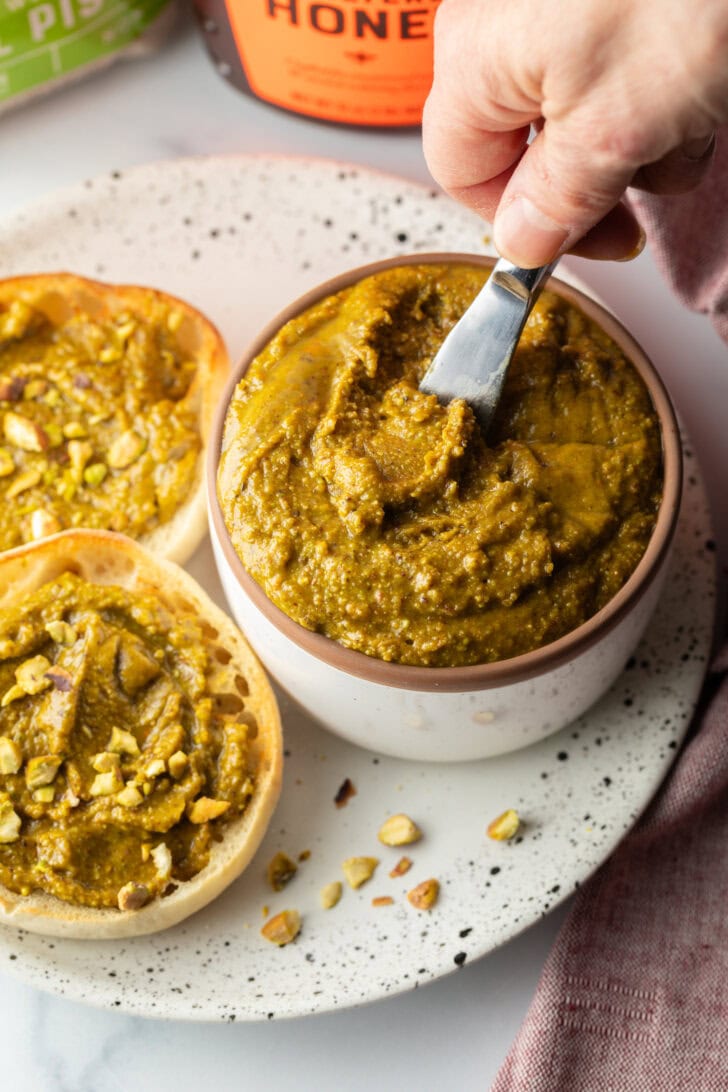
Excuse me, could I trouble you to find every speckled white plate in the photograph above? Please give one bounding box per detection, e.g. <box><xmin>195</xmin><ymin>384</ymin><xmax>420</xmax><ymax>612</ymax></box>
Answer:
<box><xmin>0</xmin><ymin>156</ymin><xmax>716</xmax><ymax>1021</ymax></box>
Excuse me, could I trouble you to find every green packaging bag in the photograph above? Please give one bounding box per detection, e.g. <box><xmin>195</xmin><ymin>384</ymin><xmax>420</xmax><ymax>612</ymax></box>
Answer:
<box><xmin>0</xmin><ymin>0</ymin><xmax>175</xmax><ymax>111</ymax></box>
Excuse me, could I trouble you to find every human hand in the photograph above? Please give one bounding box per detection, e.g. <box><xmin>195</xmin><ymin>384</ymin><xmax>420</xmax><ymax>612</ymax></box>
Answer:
<box><xmin>422</xmin><ymin>0</ymin><xmax>728</xmax><ymax>266</ymax></box>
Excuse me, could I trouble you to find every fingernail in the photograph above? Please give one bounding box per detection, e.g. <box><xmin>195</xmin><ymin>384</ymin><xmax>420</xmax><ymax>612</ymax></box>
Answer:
<box><xmin>616</xmin><ymin>226</ymin><xmax>647</xmax><ymax>262</ymax></box>
<box><xmin>495</xmin><ymin>196</ymin><xmax>570</xmax><ymax>267</ymax></box>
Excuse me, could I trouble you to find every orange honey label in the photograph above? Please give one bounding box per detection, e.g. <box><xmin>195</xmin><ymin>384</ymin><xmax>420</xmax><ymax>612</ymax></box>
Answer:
<box><xmin>224</xmin><ymin>0</ymin><xmax>440</xmax><ymax>126</ymax></box>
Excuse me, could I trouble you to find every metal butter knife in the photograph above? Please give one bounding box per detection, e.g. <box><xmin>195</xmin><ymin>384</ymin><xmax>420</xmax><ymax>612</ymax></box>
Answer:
<box><xmin>420</xmin><ymin>256</ymin><xmax>558</xmax><ymax>433</ymax></box>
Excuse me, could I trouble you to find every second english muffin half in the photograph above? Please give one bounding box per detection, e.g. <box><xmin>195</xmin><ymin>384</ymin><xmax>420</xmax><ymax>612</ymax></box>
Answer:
<box><xmin>0</xmin><ymin>272</ymin><xmax>228</xmax><ymax>562</ymax></box>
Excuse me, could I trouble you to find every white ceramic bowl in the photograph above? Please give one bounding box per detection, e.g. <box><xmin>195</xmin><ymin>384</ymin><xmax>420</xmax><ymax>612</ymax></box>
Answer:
<box><xmin>207</xmin><ymin>254</ymin><xmax>682</xmax><ymax>762</ymax></box>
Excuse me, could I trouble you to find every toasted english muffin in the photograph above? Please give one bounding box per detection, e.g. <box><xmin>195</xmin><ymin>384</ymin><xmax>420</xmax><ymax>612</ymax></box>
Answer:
<box><xmin>0</xmin><ymin>273</ymin><xmax>228</xmax><ymax>562</ymax></box>
<box><xmin>0</xmin><ymin>530</ymin><xmax>282</xmax><ymax>938</ymax></box>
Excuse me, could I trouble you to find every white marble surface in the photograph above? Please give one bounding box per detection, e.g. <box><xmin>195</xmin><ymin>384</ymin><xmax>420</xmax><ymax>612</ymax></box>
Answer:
<box><xmin>0</xmin><ymin>11</ymin><xmax>726</xmax><ymax>1090</ymax></box>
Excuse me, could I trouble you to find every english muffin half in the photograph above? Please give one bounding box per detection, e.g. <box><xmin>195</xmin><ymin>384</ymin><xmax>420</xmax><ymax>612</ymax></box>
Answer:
<box><xmin>0</xmin><ymin>530</ymin><xmax>282</xmax><ymax>938</ymax></box>
<box><xmin>0</xmin><ymin>273</ymin><xmax>228</xmax><ymax>561</ymax></box>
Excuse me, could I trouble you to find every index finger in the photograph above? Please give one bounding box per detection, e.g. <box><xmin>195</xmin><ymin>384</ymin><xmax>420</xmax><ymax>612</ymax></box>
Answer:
<box><xmin>422</xmin><ymin>85</ymin><xmax>531</xmax><ymax>222</ymax></box>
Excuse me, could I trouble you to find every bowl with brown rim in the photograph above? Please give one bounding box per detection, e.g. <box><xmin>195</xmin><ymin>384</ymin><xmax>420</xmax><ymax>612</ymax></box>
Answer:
<box><xmin>207</xmin><ymin>254</ymin><xmax>682</xmax><ymax>762</ymax></box>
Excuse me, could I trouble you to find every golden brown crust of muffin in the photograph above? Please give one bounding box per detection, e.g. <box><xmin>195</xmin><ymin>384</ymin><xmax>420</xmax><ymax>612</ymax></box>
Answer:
<box><xmin>0</xmin><ymin>529</ymin><xmax>282</xmax><ymax>938</ymax></box>
<box><xmin>0</xmin><ymin>272</ymin><xmax>228</xmax><ymax>563</ymax></box>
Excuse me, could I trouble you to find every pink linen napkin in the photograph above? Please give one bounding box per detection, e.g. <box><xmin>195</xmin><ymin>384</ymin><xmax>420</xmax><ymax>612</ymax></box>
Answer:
<box><xmin>628</xmin><ymin>130</ymin><xmax>728</xmax><ymax>345</ymax></box>
<box><xmin>492</xmin><ymin>128</ymin><xmax>728</xmax><ymax>1092</ymax></box>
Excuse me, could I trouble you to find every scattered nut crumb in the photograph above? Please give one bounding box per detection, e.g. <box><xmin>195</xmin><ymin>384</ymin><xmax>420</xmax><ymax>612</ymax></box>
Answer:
<box><xmin>389</xmin><ymin>856</ymin><xmax>413</xmax><ymax>879</ymax></box>
<box><xmin>143</xmin><ymin>757</ymin><xmax>166</xmax><ymax>779</ymax></box>
<box><xmin>372</xmin><ymin>896</ymin><xmax>394</xmax><ymax>907</ymax></box>
<box><xmin>298</xmin><ymin>849</ymin><xmax>311</xmax><ymax>862</ymax></box>
<box><xmin>407</xmin><ymin>878</ymin><xmax>440</xmax><ymax>911</ymax></box>
<box><xmin>0</xmin><ymin>736</ymin><xmax>22</xmax><ymax>775</ymax></box>
<box><xmin>3</xmin><ymin>410</ymin><xmax>49</xmax><ymax>452</ymax></box>
<box><xmin>334</xmin><ymin>777</ymin><xmax>356</xmax><ymax>808</ymax></box>
<box><xmin>267</xmin><ymin>851</ymin><xmax>298</xmax><ymax>892</ymax></box>
<box><xmin>378</xmin><ymin>813</ymin><xmax>422</xmax><ymax>847</ymax></box>
<box><xmin>116</xmin><ymin>783</ymin><xmax>144</xmax><ymax>808</ymax></box>
<box><xmin>32</xmin><ymin>786</ymin><xmax>55</xmax><ymax>804</ymax></box>
<box><xmin>107</xmin><ymin>429</ymin><xmax>146</xmax><ymax>469</ymax></box>
<box><xmin>151</xmin><ymin>842</ymin><xmax>172</xmax><ymax>881</ymax></box>
<box><xmin>117</xmin><ymin>881</ymin><xmax>150</xmax><ymax>911</ymax></box>
<box><xmin>167</xmin><ymin>750</ymin><xmax>188</xmax><ymax>779</ymax></box>
<box><xmin>261</xmin><ymin>909</ymin><xmax>301</xmax><ymax>946</ymax></box>
<box><xmin>15</xmin><ymin>655</ymin><xmax>53</xmax><ymax>696</ymax></box>
<box><xmin>0</xmin><ymin>797</ymin><xmax>22</xmax><ymax>843</ymax></box>
<box><xmin>319</xmin><ymin>881</ymin><xmax>342</xmax><ymax>910</ymax></box>
<box><xmin>91</xmin><ymin>751</ymin><xmax>121</xmax><ymax>774</ymax></box>
<box><xmin>89</xmin><ymin>769</ymin><xmax>123</xmax><ymax>797</ymax></box>
<box><xmin>342</xmin><ymin>856</ymin><xmax>379</xmax><ymax>889</ymax></box>
<box><xmin>5</xmin><ymin>467</ymin><xmax>41</xmax><ymax>500</ymax></box>
<box><xmin>67</xmin><ymin>439</ymin><xmax>93</xmax><ymax>478</ymax></box>
<box><xmin>25</xmin><ymin>754</ymin><xmax>62</xmax><ymax>789</ymax></box>
<box><xmin>45</xmin><ymin>620</ymin><xmax>77</xmax><ymax>645</ymax></box>
<box><xmin>83</xmin><ymin>462</ymin><xmax>107</xmax><ymax>487</ymax></box>
<box><xmin>108</xmin><ymin>726</ymin><xmax>141</xmax><ymax>756</ymax></box>
<box><xmin>29</xmin><ymin>509</ymin><xmax>62</xmax><ymax>540</ymax></box>
<box><xmin>487</xmin><ymin>808</ymin><xmax>521</xmax><ymax>841</ymax></box>
<box><xmin>187</xmin><ymin>796</ymin><xmax>231</xmax><ymax>824</ymax></box>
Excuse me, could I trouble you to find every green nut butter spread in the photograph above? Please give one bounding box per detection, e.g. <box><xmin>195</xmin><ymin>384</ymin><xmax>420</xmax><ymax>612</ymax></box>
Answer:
<box><xmin>218</xmin><ymin>264</ymin><xmax>662</xmax><ymax>668</ymax></box>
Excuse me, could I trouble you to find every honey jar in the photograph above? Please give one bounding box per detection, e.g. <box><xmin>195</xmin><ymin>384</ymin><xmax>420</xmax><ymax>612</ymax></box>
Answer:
<box><xmin>193</xmin><ymin>0</ymin><xmax>440</xmax><ymax>128</ymax></box>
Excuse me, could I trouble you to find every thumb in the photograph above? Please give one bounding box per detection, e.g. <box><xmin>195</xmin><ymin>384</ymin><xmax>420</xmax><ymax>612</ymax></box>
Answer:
<box><xmin>494</xmin><ymin>124</ymin><xmax>639</xmax><ymax>267</ymax></box>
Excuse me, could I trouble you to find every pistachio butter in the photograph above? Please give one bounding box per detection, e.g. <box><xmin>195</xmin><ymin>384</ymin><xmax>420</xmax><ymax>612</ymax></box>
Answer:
<box><xmin>0</xmin><ymin>573</ymin><xmax>255</xmax><ymax>910</ymax></box>
<box><xmin>218</xmin><ymin>263</ymin><xmax>663</xmax><ymax>668</ymax></box>
<box><xmin>0</xmin><ymin>297</ymin><xmax>200</xmax><ymax>550</ymax></box>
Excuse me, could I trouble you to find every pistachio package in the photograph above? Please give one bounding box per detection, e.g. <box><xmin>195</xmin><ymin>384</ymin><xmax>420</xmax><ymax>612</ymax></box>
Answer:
<box><xmin>0</xmin><ymin>0</ymin><xmax>176</xmax><ymax>113</ymax></box>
